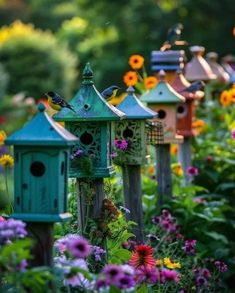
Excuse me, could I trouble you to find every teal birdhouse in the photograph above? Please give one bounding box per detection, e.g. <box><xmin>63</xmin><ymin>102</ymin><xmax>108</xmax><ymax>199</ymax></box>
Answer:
<box><xmin>53</xmin><ymin>63</ymin><xmax>125</xmax><ymax>178</ymax></box>
<box><xmin>5</xmin><ymin>103</ymin><xmax>79</xmax><ymax>222</ymax></box>
<box><xmin>113</xmin><ymin>87</ymin><xmax>157</xmax><ymax>165</ymax></box>
<box><xmin>141</xmin><ymin>70</ymin><xmax>185</xmax><ymax>144</ymax></box>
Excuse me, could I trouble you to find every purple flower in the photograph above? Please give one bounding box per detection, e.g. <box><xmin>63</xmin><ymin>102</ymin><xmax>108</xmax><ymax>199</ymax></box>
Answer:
<box><xmin>136</xmin><ymin>266</ymin><xmax>160</xmax><ymax>284</ymax></box>
<box><xmin>214</xmin><ymin>260</ymin><xmax>228</xmax><ymax>272</ymax></box>
<box><xmin>201</xmin><ymin>268</ymin><xmax>211</xmax><ymax>279</ymax></box>
<box><xmin>96</xmin><ymin>279</ymin><xmax>109</xmax><ymax>291</ymax></box>
<box><xmin>186</xmin><ymin>166</ymin><xmax>199</xmax><ymax>176</ymax></box>
<box><xmin>110</xmin><ymin>152</ymin><xmax>118</xmax><ymax>159</ymax></box>
<box><xmin>182</xmin><ymin>239</ymin><xmax>197</xmax><ymax>255</ymax></box>
<box><xmin>71</xmin><ymin>149</ymin><xmax>83</xmax><ymax>159</ymax></box>
<box><xmin>196</xmin><ymin>275</ymin><xmax>207</xmax><ymax>287</ymax></box>
<box><xmin>231</xmin><ymin>128</ymin><xmax>235</xmax><ymax>139</ymax></box>
<box><xmin>114</xmin><ymin>139</ymin><xmax>128</xmax><ymax>150</ymax></box>
<box><xmin>152</xmin><ymin>216</ymin><xmax>161</xmax><ymax>224</ymax></box>
<box><xmin>0</xmin><ymin>219</ymin><xmax>27</xmax><ymax>244</ymax></box>
<box><xmin>92</xmin><ymin>245</ymin><xmax>106</xmax><ymax>262</ymax></box>
<box><xmin>115</xmin><ymin>274</ymin><xmax>135</xmax><ymax>289</ymax></box>
<box><xmin>18</xmin><ymin>259</ymin><xmax>28</xmax><ymax>272</ymax></box>
<box><xmin>102</xmin><ymin>264</ymin><xmax>123</xmax><ymax>282</ymax></box>
<box><xmin>68</xmin><ymin>236</ymin><xmax>92</xmax><ymax>258</ymax></box>
<box><xmin>161</xmin><ymin>269</ymin><xmax>180</xmax><ymax>283</ymax></box>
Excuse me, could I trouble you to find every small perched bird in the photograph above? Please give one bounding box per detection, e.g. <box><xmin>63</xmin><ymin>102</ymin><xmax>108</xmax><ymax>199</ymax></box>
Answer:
<box><xmin>45</xmin><ymin>91</ymin><xmax>76</xmax><ymax>112</ymax></box>
<box><xmin>160</xmin><ymin>23</ymin><xmax>188</xmax><ymax>51</ymax></box>
<box><xmin>179</xmin><ymin>80</ymin><xmax>205</xmax><ymax>93</ymax></box>
<box><xmin>101</xmin><ymin>85</ymin><xmax>120</xmax><ymax>102</ymax></box>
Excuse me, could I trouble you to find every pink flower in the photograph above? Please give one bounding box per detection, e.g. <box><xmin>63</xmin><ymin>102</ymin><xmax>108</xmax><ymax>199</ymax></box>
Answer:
<box><xmin>186</xmin><ymin>166</ymin><xmax>199</xmax><ymax>176</ymax></box>
<box><xmin>231</xmin><ymin>128</ymin><xmax>235</xmax><ymax>139</ymax></box>
<box><xmin>114</xmin><ymin>139</ymin><xmax>128</xmax><ymax>150</ymax></box>
<box><xmin>161</xmin><ymin>269</ymin><xmax>180</xmax><ymax>283</ymax></box>
<box><xmin>0</xmin><ymin>216</ymin><xmax>5</xmax><ymax>223</ymax></box>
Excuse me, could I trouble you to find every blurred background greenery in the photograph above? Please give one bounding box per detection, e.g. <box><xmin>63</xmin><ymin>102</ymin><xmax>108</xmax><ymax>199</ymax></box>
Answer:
<box><xmin>0</xmin><ymin>0</ymin><xmax>234</xmax><ymax>101</ymax></box>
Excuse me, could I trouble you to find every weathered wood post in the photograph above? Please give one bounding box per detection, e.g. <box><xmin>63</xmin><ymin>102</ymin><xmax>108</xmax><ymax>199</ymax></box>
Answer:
<box><xmin>53</xmin><ymin>63</ymin><xmax>125</xmax><ymax>241</ymax></box>
<box><xmin>141</xmin><ymin>71</ymin><xmax>185</xmax><ymax>206</ymax></box>
<box><xmin>5</xmin><ymin>103</ymin><xmax>78</xmax><ymax>267</ymax></box>
<box><xmin>113</xmin><ymin>86</ymin><xmax>157</xmax><ymax>242</ymax></box>
<box><xmin>171</xmin><ymin>71</ymin><xmax>204</xmax><ymax>184</ymax></box>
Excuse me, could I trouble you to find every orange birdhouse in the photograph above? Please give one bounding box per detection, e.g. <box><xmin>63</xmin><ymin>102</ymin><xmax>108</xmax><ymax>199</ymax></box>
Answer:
<box><xmin>171</xmin><ymin>71</ymin><xmax>204</xmax><ymax>137</ymax></box>
<box><xmin>141</xmin><ymin>70</ymin><xmax>185</xmax><ymax>144</ymax></box>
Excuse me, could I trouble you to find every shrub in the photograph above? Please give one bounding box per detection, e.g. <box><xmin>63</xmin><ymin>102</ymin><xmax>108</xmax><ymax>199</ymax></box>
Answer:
<box><xmin>0</xmin><ymin>21</ymin><xmax>78</xmax><ymax>100</ymax></box>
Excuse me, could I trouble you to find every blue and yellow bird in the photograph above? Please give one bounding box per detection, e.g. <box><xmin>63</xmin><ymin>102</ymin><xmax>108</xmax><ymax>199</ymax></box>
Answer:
<box><xmin>101</xmin><ymin>85</ymin><xmax>120</xmax><ymax>102</ymax></box>
<box><xmin>45</xmin><ymin>91</ymin><xmax>76</xmax><ymax>113</ymax></box>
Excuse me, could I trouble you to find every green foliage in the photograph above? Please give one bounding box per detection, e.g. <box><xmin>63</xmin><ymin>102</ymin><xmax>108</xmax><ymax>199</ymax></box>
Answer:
<box><xmin>0</xmin><ymin>22</ymin><xmax>78</xmax><ymax>100</ymax></box>
<box><xmin>0</xmin><ymin>63</ymin><xmax>9</xmax><ymax>99</ymax></box>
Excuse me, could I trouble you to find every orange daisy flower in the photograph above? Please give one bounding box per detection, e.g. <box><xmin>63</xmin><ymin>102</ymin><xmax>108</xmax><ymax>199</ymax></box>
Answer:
<box><xmin>229</xmin><ymin>88</ymin><xmax>235</xmax><ymax>103</ymax></box>
<box><xmin>123</xmin><ymin>71</ymin><xmax>138</xmax><ymax>87</ymax></box>
<box><xmin>144</xmin><ymin>76</ymin><xmax>158</xmax><ymax>90</ymax></box>
<box><xmin>171</xmin><ymin>163</ymin><xmax>183</xmax><ymax>176</ymax></box>
<box><xmin>170</xmin><ymin>144</ymin><xmax>178</xmax><ymax>156</ymax></box>
<box><xmin>129</xmin><ymin>54</ymin><xmax>144</xmax><ymax>70</ymax></box>
<box><xmin>220</xmin><ymin>90</ymin><xmax>232</xmax><ymax>106</ymax></box>
<box><xmin>129</xmin><ymin>244</ymin><xmax>155</xmax><ymax>269</ymax></box>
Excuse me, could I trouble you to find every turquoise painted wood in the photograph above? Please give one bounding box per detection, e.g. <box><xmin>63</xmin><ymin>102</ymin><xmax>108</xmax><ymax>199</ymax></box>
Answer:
<box><xmin>5</xmin><ymin>103</ymin><xmax>79</xmax><ymax>222</ymax></box>
<box><xmin>54</xmin><ymin>63</ymin><xmax>126</xmax><ymax>178</ymax></box>
<box><xmin>114</xmin><ymin>86</ymin><xmax>157</xmax><ymax>165</ymax></box>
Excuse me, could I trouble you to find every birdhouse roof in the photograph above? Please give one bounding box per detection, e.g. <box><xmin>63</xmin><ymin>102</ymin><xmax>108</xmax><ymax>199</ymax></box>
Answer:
<box><xmin>171</xmin><ymin>73</ymin><xmax>204</xmax><ymax>100</ymax></box>
<box><xmin>5</xmin><ymin>103</ymin><xmax>79</xmax><ymax>146</ymax></box>
<box><xmin>116</xmin><ymin>87</ymin><xmax>158</xmax><ymax>119</ymax></box>
<box><xmin>140</xmin><ymin>71</ymin><xmax>185</xmax><ymax>104</ymax></box>
<box><xmin>53</xmin><ymin>63</ymin><xmax>125</xmax><ymax>122</ymax></box>
<box><xmin>151</xmin><ymin>50</ymin><xmax>185</xmax><ymax>72</ymax></box>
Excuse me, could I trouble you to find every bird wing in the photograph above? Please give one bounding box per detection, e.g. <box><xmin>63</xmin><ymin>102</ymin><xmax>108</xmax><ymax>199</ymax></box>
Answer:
<box><xmin>52</xmin><ymin>95</ymin><xmax>69</xmax><ymax>107</ymax></box>
<box><xmin>101</xmin><ymin>88</ymin><xmax>112</xmax><ymax>99</ymax></box>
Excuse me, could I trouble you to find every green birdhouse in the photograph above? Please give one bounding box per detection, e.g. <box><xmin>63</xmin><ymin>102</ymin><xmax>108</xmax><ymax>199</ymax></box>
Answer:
<box><xmin>5</xmin><ymin>103</ymin><xmax>79</xmax><ymax>222</ymax></box>
<box><xmin>141</xmin><ymin>70</ymin><xmax>185</xmax><ymax>144</ymax></box>
<box><xmin>113</xmin><ymin>86</ymin><xmax>157</xmax><ymax>165</ymax></box>
<box><xmin>53</xmin><ymin>63</ymin><xmax>125</xmax><ymax>178</ymax></box>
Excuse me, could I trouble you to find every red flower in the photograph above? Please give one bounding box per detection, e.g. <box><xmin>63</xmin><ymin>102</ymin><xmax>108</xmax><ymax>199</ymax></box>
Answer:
<box><xmin>129</xmin><ymin>244</ymin><xmax>155</xmax><ymax>269</ymax></box>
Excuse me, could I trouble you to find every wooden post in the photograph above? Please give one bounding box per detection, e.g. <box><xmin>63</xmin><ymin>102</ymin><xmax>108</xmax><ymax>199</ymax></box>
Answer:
<box><xmin>178</xmin><ymin>137</ymin><xmax>192</xmax><ymax>185</ymax></box>
<box><xmin>155</xmin><ymin>144</ymin><xmax>172</xmax><ymax>205</ymax></box>
<box><xmin>122</xmin><ymin>165</ymin><xmax>144</xmax><ymax>243</ymax></box>
<box><xmin>77</xmin><ymin>178</ymin><xmax>105</xmax><ymax>236</ymax></box>
<box><xmin>27</xmin><ymin>222</ymin><xmax>54</xmax><ymax>267</ymax></box>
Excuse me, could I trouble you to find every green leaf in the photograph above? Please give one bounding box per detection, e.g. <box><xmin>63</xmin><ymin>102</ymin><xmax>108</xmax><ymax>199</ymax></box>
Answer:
<box><xmin>204</xmin><ymin>231</ymin><xmax>229</xmax><ymax>244</ymax></box>
<box><xmin>137</xmin><ymin>284</ymin><xmax>148</xmax><ymax>293</ymax></box>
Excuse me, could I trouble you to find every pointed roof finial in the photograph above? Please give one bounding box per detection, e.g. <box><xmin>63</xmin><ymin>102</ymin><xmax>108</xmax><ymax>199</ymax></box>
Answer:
<box><xmin>38</xmin><ymin>103</ymin><xmax>46</xmax><ymax>112</ymax></box>
<box><xmin>158</xmin><ymin>70</ymin><xmax>166</xmax><ymax>82</ymax></box>
<box><xmin>126</xmin><ymin>86</ymin><xmax>135</xmax><ymax>94</ymax></box>
<box><xmin>82</xmin><ymin>62</ymin><xmax>93</xmax><ymax>84</ymax></box>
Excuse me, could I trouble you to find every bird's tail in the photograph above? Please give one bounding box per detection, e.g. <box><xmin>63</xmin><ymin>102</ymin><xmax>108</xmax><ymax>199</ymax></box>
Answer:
<box><xmin>160</xmin><ymin>42</ymin><xmax>171</xmax><ymax>51</ymax></box>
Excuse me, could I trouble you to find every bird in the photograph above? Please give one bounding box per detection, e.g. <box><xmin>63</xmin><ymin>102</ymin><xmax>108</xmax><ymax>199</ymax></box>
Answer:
<box><xmin>45</xmin><ymin>91</ymin><xmax>76</xmax><ymax>113</ymax></box>
<box><xmin>101</xmin><ymin>85</ymin><xmax>120</xmax><ymax>102</ymax></box>
<box><xmin>179</xmin><ymin>80</ymin><xmax>205</xmax><ymax>93</ymax></box>
<box><xmin>160</xmin><ymin>23</ymin><xmax>188</xmax><ymax>51</ymax></box>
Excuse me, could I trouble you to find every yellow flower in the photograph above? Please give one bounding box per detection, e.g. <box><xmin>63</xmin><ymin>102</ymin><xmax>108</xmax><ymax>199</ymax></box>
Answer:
<box><xmin>0</xmin><ymin>130</ymin><xmax>7</xmax><ymax>145</ymax></box>
<box><xmin>170</xmin><ymin>144</ymin><xmax>178</xmax><ymax>156</ymax></box>
<box><xmin>220</xmin><ymin>90</ymin><xmax>232</xmax><ymax>106</ymax></box>
<box><xmin>192</xmin><ymin>119</ymin><xmax>206</xmax><ymax>135</ymax></box>
<box><xmin>171</xmin><ymin>163</ymin><xmax>183</xmax><ymax>176</ymax></box>
<box><xmin>164</xmin><ymin>257</ymin><xmax>181</xmax><ymax>269</ymax></box>
<box><xmin>123</xmin><ymin>71</ymin><xmax>138</xmax><ymax>87</ymax></box>
<box><xmin>156</xmin><ymin>259</ymin><xmax>163</xmax><ymax>267</ymax></box>
<box><xmin>128</xmin><ymin>54</ymin><xmax>144</xmax><ymax>70</ymax></box>
<box><xmin>0</xmin><ymin>154</ymin><xmax>14</xmax><ymax>168</ymax></box>
<box><xmin>144</xmin><ymin>76</ymin><xmax>158</xmax><ymax>90</ymax></box>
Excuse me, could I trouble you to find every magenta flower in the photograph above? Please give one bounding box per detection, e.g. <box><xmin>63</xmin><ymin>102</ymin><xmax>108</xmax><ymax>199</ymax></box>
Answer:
<box><xmin>196</xmin><ymin>275</ymin><xmax>207</xmax><ymax>287</ymax></box>
<box><xmin>214</xmin><ymin>260</ymin><xmax>228</xmax><ymax>272</ymax></box>
<box><xmin>110</xmin><ymin>152</ymin><xmax>118</xmax><ymax>159</ymax></box>
<box><xmin>182</xmin><ymin>239</ymin><xmax>197</xmax><ymax>255</ymax></box>
<box><xmin>231</xmin><ymin>128</ymin><xmax>235</xmax><ymax>139</ymax></box>
<box><xmin>161</xmin><ymin>269</ymin><xmax>180</xmax><ymax>283</ymax></box>
<box><xmin>186</xmin><ymin>166</ymin><xmax>199</xmax><ymax>176</ymax></box>
<box><xmin>115</xmin><ymin>274</ymin><xmax>135</xmax><ymax>290</ymax></box>
<box><xmin>114</xmin><ymin>139</ymin><xmax>128</xmax><ymax>150</ymax></box>
<box><xmin>0</xmin><ymin>216</ymin><xmax>4</xmax><ymax>223</ymax></box>
<box><xmin>68</xmin><ymin>236</ymin><xmax>92</xmax><ymax>258</ymax></box>
<box><xmin>136</xmin><ymin>266</ymin><xmax>160</xmax><ymax>284</ymax></box>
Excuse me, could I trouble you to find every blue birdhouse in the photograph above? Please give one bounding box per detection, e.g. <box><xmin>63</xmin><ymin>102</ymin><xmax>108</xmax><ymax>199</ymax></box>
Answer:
<box><xmin>113</xmin><ymin>87</ymin><xmax>157</xmax><ymax>165</ymax></box>
<box><xmin>5</xmin><ymin>103</ymin><xmax>79</xmax><ymax>222</ymax></box>
<box><xmin>53</xmin><ymin>63</ymin><xmax>125</xmax><ymax>178</ymax></box>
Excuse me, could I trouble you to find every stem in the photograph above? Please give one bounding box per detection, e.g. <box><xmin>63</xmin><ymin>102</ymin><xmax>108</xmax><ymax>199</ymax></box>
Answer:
<box><xmin>4</xmin><ymin>166</ymin><xmax>14</xmax><ymax>214</ymax></box>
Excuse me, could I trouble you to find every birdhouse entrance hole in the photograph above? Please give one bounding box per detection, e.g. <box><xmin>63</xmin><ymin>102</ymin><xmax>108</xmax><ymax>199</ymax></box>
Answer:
<box><xmin>177</xmin><ymin>104</ymin><xmax>187</xmax><ymax>118</ymax></box>
<box><xmin>158</xmin><ymin>109</ymin><xmax>167</xmax><ymax>119</ymax></box>
<box><xmin>80</xmin><ymin>131</ymin><xmax>93</xmax><ymax>145</ymax></box>
<box><xmin>30</xmin><ymin>161</ymin><xmax>45</xmax><ymax>177</ymax></box>
<box><xmin>123</xmin><ymin>127</ymin><xmax>134</xmax><ymax>138</ymax></box>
